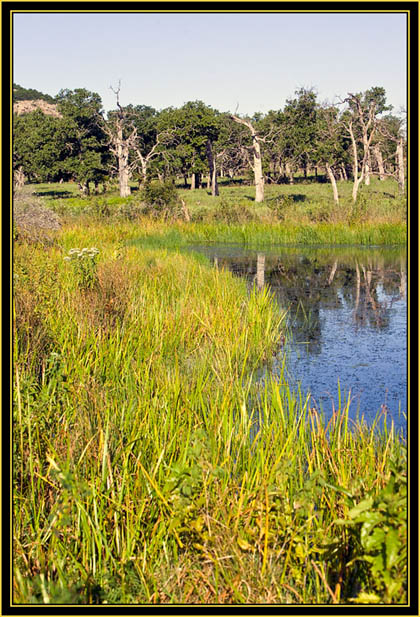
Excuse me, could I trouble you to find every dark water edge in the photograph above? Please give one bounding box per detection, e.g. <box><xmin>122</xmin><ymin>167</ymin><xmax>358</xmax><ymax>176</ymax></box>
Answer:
<box><xmin>184</xmin><ymin>244</ymin><xmax>407</xmax><ymax>435</ymax></box>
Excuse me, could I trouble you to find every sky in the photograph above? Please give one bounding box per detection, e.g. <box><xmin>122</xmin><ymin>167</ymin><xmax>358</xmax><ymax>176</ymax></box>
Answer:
<box><xmin>13</xmin><ymin>11</ymin><xmax>407</xmax><ymax>116</ymax></box>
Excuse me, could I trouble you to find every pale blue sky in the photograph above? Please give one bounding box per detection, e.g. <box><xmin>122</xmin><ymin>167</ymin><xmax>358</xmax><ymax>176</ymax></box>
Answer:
<box><xmin>13</xmin><ymin>11</ymin><xmax>407</xmax><ymax>115</ymax></box>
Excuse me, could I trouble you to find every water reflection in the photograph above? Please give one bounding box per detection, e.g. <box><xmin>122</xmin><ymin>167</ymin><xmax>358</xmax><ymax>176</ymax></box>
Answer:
<box><xmin>191</xmin><ymin>244</ymin><xmax>407</xmax><ymax>432</ymax></box>
<box><xmin>211</xmin><ymin>248</ymin><xmax>405</xmax><ymax>344</ymax></box>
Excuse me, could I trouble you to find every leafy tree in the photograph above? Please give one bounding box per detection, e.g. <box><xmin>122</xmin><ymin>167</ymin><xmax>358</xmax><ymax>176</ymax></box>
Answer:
<box><xmin>282</xmin><ymin>88</ymin><xmax>319</xmax><ymax>180</ymax></box>
<box><xmin>254</xmin><ymin>109</ymin><xmax>287</xmax><ymax>183</ymax></box>
<box><xmin>13</xmin><ymin>83</ymin><xmax>55</xmax><ymax>103</ymax></box>
<box><xmin>314</xmin><ymin>104</ymin><xmax>344</xmax><ymax>204</ymax></box>
<box><xmin>214</xmin><ymin>114</ymin><xmax>249</xmax><ymax>180</ymax></box>
<box><xmin>157</xmin><ymin>101</ymin><xmax>219</xmax><ymax>189</ymax></box>
<box><xmin>128</xmin><ymin>105</ymin><xmax>176</xmax><ymax>189</ymax></box>
<box><xmin>56</xmin><ymin>88</ymin><xmax>109</xmax><ymax>194</ymax></box>
<box><xmin>13</xmin><ymin>110</ymin><xmax>69</xmax><ymax>183</ymax></box>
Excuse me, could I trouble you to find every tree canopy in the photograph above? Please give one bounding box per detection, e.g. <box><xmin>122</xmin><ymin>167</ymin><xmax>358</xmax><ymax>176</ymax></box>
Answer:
<box><xmin>13</xmin><ymin>84</ymin><xmax>406</xmax><ymax>198</ymax></box>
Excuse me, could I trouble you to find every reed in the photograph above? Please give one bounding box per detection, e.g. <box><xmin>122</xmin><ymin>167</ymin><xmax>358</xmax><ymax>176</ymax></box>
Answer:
<box><xmin>13</xmin><ymin>220</ymin><xmax>406</xmax><ymax>605</ymax></box>
<box><xmin>128</xmin><ymin>220</ymin><xmax>406</xmax><ymax>249</ymax></box>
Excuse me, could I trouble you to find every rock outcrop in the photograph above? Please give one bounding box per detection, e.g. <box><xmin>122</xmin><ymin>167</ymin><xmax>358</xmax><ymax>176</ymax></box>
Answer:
<box><xmin>13</xmin><ymin>99</ymin><xmax>61</xmax><ymax>117</ymax></box>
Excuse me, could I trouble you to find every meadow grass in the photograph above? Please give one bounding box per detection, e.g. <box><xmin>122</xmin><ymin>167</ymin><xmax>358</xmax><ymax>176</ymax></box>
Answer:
<box><xmin>26</xmin><ymin>177</ymin><xmax>406</xmax><ymax>249</ymax></box>
<box><xmin>13</xmin><ymin>215</ymin><xmax>407</xmax><ymax>605</ymax></box>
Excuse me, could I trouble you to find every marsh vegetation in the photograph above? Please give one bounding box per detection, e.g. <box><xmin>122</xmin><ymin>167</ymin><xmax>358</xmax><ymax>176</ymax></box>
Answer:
<box><xmin>12</xmin><ymin>174</ymin><xmax>407</xmax><ymax>605</ymax></box>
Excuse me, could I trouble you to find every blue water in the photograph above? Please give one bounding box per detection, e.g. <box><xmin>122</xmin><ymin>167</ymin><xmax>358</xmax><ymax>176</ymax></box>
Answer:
<box><xmin>185</xmin><ymin>244</ymin><xmax>407</xmax><ymax>434</ymax></box>
<box><xmin>284</xmin><ymin>283</ymin><xmax>407</xmax><ymax>430</ymax></box>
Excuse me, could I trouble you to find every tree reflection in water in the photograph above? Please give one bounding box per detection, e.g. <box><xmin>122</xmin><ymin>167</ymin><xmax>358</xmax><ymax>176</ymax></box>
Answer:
<box><xmin>205</xmin><ymin>245</ymin><xmax>407</xmax><ymax>430</ymax></box>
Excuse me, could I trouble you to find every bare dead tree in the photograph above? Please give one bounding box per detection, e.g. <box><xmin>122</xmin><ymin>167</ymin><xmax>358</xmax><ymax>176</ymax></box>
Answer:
<box><xmin>372</xmin><ymin>143</ymin><xmax>386</xmax><ymax>181</ymax></box>
<box><xmin>316</xmin><ymin>105</ymin><xmax>342</xmax><ymax>205</ymax></box>
<box><xmin>132</xmin><ymin>129</ymin><xmax>174</xmax><ymax>189</ymax></box>
<box><xmin>344</xmin><ymin>94</ymin><xmax>378</xmax><ymax>202</ymax></box>
<box><xmin>105</xmin><ymin>83</ymin><xmax>138</xmax><ymax>197</ymax></box>
<box><xmin>230</xmin><ymin>114</ymin><xmax>265</xmax><ymax>202</ymax></box>
<box><xmin>105</xmin><ymin>82</ymin><xmax>174</xmax><ymax>195</ymax></box>
<box><xmin>376</xmin><ymin>117</ymin><xmax>406</xmax><ymax>192</ymax></box>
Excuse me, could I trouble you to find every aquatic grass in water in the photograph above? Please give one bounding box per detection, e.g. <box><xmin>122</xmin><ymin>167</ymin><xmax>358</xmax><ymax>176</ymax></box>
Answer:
<box><xmin>129</xmin><ymin>221</ymin><xmax>406</xmax><ymax>249</ymax></box>
<box><xmin>13</xmin><ymin>220</ymin><xmax>407</xmax><ymax>604</ymax></box>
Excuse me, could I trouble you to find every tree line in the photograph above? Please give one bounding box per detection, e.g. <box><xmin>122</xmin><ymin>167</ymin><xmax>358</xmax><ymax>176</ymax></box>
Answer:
<box><xmin>13</xmin><ymin>84</ymin><xmax>406</xmax><ymax>204</ymax></box>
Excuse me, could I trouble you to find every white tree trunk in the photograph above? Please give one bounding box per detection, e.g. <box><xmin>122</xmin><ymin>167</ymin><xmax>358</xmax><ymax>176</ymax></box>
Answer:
<box><xmin>325</xmin><ymin>163</ymin><xmax>339</xmax><ymax>205</ymax></box>
<box><xmin>253</xmin><ymin>138</ymin><xmax>264</xmax><ymax>202</ymax></box>
<box><xmin>349</xmin><ymin>123</ymin><xmax>364</xmax><ymax>202</ymax></box>
<box><xmin>346</xmin><ymin>97</ymin><xmax>377</xmax><ymax>201</ymax></box>
<box><xmin>230</xmin><ymin>114</ymin><xmax>264</xmax><ymax>202</ymax></box>
<box><xmin>364</xmin><ymin>151</ymin><xmax>371</xmax><ymax>185</ymax></box>
<box><xmin>285</xmin><ymin>162</ymin><xmax>294</xmax><ymax>185</ymax></box>
<box><xmin>138</xmin><ymin>158</ymin><xmax>148</xmax><ymax>189</ymax></box>
<box><xmin>396</xmin><ymin>138</ymin><xmax>405</xmax><ymax>192</ymax></box>
<box><xmin>116</xmin><ymin>124</ymin><xmax>131</xmax><ymax>197</ymax></box>
<box><xmin>373</xmin><ymin>144</ymin><xmax>386</xmax><ymax>180</ymax></box>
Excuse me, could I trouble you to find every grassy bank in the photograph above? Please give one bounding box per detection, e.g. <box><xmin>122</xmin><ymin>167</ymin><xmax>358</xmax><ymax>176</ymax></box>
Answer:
<box><xmin>13</xmin><ymin>216</ymin><xmax>407</xmax><ymax>604</ymax></box>
<box><xmin>26</xmin><ymin>177</ymin><xmax>407</xmax><ymax>249</ymax></box>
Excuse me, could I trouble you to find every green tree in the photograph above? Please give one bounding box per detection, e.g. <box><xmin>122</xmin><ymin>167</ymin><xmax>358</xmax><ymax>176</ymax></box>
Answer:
<box><xmin>282</xmin><ymin>88</ymin><xmax>319</xmax><ymax>180</ymax></box>
<box><xmin>13</xmin><ymin>110</ymin><xmax>69</xmax><ymax>183</ymax></box>
<box><xmin>314</xmin><ymin>104</ymin><xmax>344</xmax><ymax>204</ymax></box>
<box><xmin>56</xmin><ymin>88</ymin><xmax>109</xmax><ymax>194</ymax></box>
<box><xmin>157</xmin><ymin>101</ymin><xmax>220</xmax><ymax>190</ymax></box>
<box><xmin>13</xmin><ymin>83</ymin><xmax>55</xmax><ymax>103</ymax></box>
<box><xmin>129</xmin><ymin>105</ymin><xmax>176</xmax><ymax>189</ymax></box>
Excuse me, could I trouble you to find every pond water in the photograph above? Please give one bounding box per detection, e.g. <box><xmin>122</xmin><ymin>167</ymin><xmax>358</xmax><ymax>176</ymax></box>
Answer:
<box><xmin>185</xmin><ymin>244</ymin><xmax>407</xmax><ymax>434</ymax></box>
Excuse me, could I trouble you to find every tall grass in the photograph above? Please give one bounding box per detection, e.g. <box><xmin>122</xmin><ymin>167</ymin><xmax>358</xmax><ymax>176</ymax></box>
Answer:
<box><xmin>13</xmin><ymin>220</ymin><xmax>407</xmax><ymax>605</ymax></box>
<box><xmin>129</xmin><ymin>221</ymin><xmax>406</xmax><ymax>248</ymax></box>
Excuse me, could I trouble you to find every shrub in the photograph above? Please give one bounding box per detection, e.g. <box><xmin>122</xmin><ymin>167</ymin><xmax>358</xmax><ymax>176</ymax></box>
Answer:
<box><xmin>211</xmin><ymin>199</ymin><xmax>257</xmax><ymax>223</ymax></box>
<box><xmin>267</xmin><ymin>195</ymin><xmax>294</xmax><ymax>220</ymax></box>
<box><xmin>13</xmin><ymin>194</ymin><xmax>61</xmax><ymax>243</ymax></box>
<box><xmin>140</xmin><ymin>180</ymin><xmax>182</xmax><ymax>220</ymax></box>
<box><xmin>306</xmin><ymin>201</ymin><xmax>332</xmax><ymax>223</ymax></box>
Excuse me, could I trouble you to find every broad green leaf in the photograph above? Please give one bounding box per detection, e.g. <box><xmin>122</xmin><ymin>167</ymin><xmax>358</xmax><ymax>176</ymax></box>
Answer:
<box><xmin>385</xmin><ymin>528</ymin><xmax>400</xmax><ymax>569</ymax></box>
<box><xmin>348</xmin><ymin>497</ymin><xmax>374</xmax><ymax>519</ymax></box>
<box><xmin>362</xmin><ymin>527</ymin><xmax>385</xmax><ymax>552</ymax></box>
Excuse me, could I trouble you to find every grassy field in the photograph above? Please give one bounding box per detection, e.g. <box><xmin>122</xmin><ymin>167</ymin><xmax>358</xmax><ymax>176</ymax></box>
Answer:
<box><xmin>30</xmin><ymin>175</ymin><xmax>406</xmax><ymax>225</ymax></box>
<box><xmin>12</xmin><ymin>180</ymin><xmax>407</xmax><ymax>605</ymax></box>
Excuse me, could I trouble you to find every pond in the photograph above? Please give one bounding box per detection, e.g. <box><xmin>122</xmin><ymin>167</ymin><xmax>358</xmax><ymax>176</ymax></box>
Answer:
<box><xmin>185</xmin><ymin>244</ymin><xmax>407</xmax><ymax>434</ymax></box>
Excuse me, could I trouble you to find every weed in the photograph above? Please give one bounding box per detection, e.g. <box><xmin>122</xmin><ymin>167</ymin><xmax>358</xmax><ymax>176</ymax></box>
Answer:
<box><xmin>334</xmin><ymin>451</ymin><xmax>407</xmax><ymax>603</ymax></box>
<box><xmin>64</xmin><ymin>247</ymin><xmax>100</xmax><ymax>290</ymax></box>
